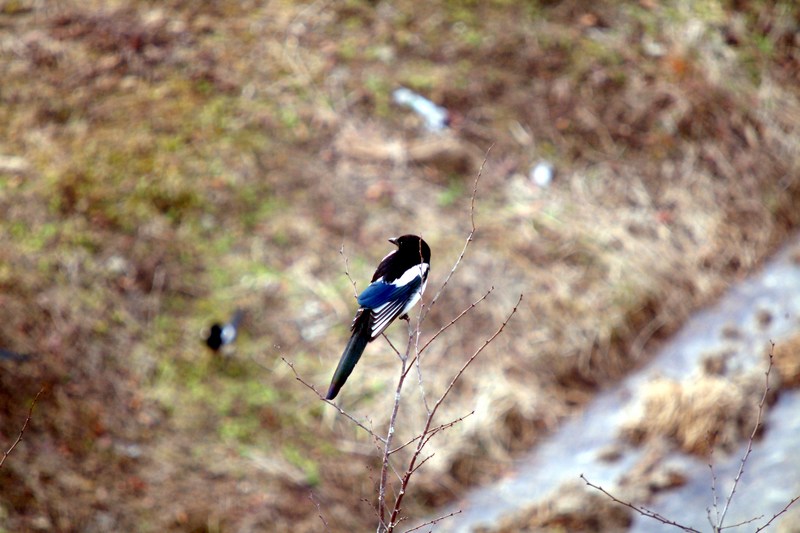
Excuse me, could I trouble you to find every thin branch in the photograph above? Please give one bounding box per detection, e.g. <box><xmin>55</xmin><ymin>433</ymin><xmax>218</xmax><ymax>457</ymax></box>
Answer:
<box><xmin>403</xmin><ymin>509</ymin><xmax>463</xmax><ymax>533</ymax></box>
<box><xmin>717</xmin><ymin>341</ymin><xmax>774</xmax><ymax>528</ymax></box>
<box><xmin>282</xmin><ymin>357</ymin><xmax>386</xmax><ymax>444</ymax></box>
<box><xmin>432</xmin><ymin>295</ymin><xmax>522</xmax><ymax>414</ymax></box>
<box><xmin>592</xmin><ymin>343</ymin><xmax>789</xmax><ymax>533</ymax></box>
<box><xmin>708</xmin><ymin>447</ymin><xmax>720</xmax><ymax>528</ymax></box>
<box><xmin>388</xmin><ymin>433</ymin><xmax>424</xmax><ymax>456</ymax></box>
<box><xmin>377</xmin><ymin>321</ymin><xmax>414</xmax><ymax>529</ymax></box>
<box><xmin>426</xmin><ymin>410</ymin><xmax>476</xmax><ymax>433</ymax></box>
<box><xmin>410</xmin><ymin>287</ymin><xmax>494</xmax><ymax>416</ymax></box>
<box><xmin>309</xmin><ymin>491</ymin><xmax>329</xmax><ymax>530</ymax></box>
<box><xmin>416</xmin><ymin>287</ymin><xmax>494</xmax><ymax>361</ymax></box>
<box><xmin>409</xmin><ymin>303</ymin><xmax>432</xmax><ymax>414</ymax></box>
<box><xmin>382</xmin><ymin>332</ymin><xmax>403</xmax><ymax>360</ymax></box>
<box><xmin>340</xmin><ymin>244</ymin><xmax>359</xmax><ymax>298</ymax></box>
<box><xmin>0</xmin><ymin>387</ymin><xmax>44</xmax><ymax>470</ymax></box>
<box><xmin>413</xmin><ymin>347</ymin><xmax>432</xmax><ymax>415</ymax></box>
<box><xmin>364</xmin><ymin>494</ymin><xmax>388</xmax><ymax>532</ymax></box>
<box><xmin>755</xmin><ymin>494</ymin><xmax>800</xmax><ymax>532</ymax></box>
<box><xmin>418</xmin><ymin>145</ymin><xmax>492</xmax><ymax>324</ymax></box>
<box><xmin>386</xmin><ymin>294</ymin><xmax>521</xmax><ymax>532</ymax></box>
<box><xmin>410</xmin><ymin>452</ymin><xmax>435</xmax><ymax>475</ymax></box>
<box><xmin>390</xmin><ymin>411</ymin><xmax>475</xmax><ymax>455</ymax></box>
<box><xmin>580</xmin><ymin>474</ymin><xmax>701</xmax><ymax>533</ymax></box>
<box><xmin>719</xmin><ymin>514</ymin><xmax>763</xmax><ymax>530</ymax></box>
<box><xmin>752</xmin><ymin>345</ymin><xmax>800</xmax><ymax>532</ymax></box>
<box><xmin>403</xmin><ymin>148</ymin><xmax>492</xmax><ymax>418</ymax></box>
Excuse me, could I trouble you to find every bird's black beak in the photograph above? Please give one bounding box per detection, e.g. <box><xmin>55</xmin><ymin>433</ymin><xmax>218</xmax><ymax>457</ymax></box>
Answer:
<box><xmin>388</xmin><ymin>237</ymin><xmax>398</xmax><ymax>245</ymax></box>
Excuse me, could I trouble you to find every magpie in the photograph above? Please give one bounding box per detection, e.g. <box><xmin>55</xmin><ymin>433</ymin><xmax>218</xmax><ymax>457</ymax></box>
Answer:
<box><xmin>205</xmin><ymin>309</ymin><xmax>244</xmax><ymax>352</ymax></box>
<box><xmin>326</xmin><ymin>235</ymin><xmax>431</xmax><ymax>400</ymax></box>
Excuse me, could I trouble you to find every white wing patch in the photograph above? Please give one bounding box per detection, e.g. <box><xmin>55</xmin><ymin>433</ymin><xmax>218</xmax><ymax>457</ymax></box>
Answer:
<box><xmin>368</xmin><ymin>263</ymin><xmax>429</xmax><ymax>339</ymax></box>
<box><xmin>220</xmin><ymin>324</ymin><xmax>237</xmax><ymax>345</ymax></box>
<box><xmin>394</xmin><ymin>263</ymin><xmax>428</xmax><ymax>286</ymax></box>
<box><xmin>370</xmin><ymin>299</ymin><xmax>407</xmax><ymax>338</ymax></box>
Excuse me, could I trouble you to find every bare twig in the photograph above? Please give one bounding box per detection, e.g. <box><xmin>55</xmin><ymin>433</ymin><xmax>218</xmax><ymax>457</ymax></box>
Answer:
<box><xmin>389</xmin><ymin>411</ymin><xmax>475</xmax><ymax>455</ymax></box>
<box><xmin>404</xmin><ymin>509</ymin><xmax>463</xmax><ymax>533</ymax></box>
<box><xmin>414</xmin><ymin>287</ymin><xmax>494</xmax><ymax>363</ymax></box>
<box><xmin>424</xmin><ymin>411</ymin><xmax>475</xmax><ymax>440</ymax></box>
<box><xmin>409</xmin><ymin>452</ymin><xmax>435</xmax><ymax>475</ymax></box>
<box><xmin>385</xmin><ymin>294</ymin><xmax>522</xmax><ymax>532</ymax></box>
<box><xmin>755</xmin><ymin>494</ymin><xmax>800</xmax><ymax>532</ymax></box>
<box><xmin>309</xmin><ymin>491</ymin><xmax>330</xmax><ymax>530</ymax></box>
<box><xmin>413</xmin><ymin>344</ymin><xmax>432</xmax><ymax>415</ymax></box>
<box><xmin>410</xmin><ymin>288</ymin><xmax>493</xmax><ymax>415</ymax></box>
<box><xmin>340</xmin><ymin>244</ymin><xmax>359</xmax><ymax>299</ymax></box>
<box><xmin>0</xmin><ymin>387</ymin><xmax>44</xmax><ymax>470</ymax></box>
<box><xmin>719</xmin><ymin>514</ymin><xmax>763</xmax><ymax>530</ymax></box>
<box><xmin>406</xmin><ymin>147</ymin><xmax>492</xmax><ymax>414</ymax></box>
<box><xmin>750</xmin><ymin>343</ymin><xmax>800</xmax><ymax>532</ymax></box>
<box><xmin>282</xmin><ymin>357</ymin><xmax>386</xmax><ymax>445</ymax></box>
<box><xmin>418</xmin><ymin>145</ymin><xmax>492</xmax><ymax>324</ymax></box>
<box><xmin>580</xmin><ymin>474</ymin><xmax>700</xmax><ymax>532</ymax></box>
<box><xmin>589</xmin><ymin>342</ymin><xmax>797</xmax><ymax>533</ymax></box>
<box><xmin>377</xmin><ymin>323</ymin><xmax>414</xmax><ymax>529</ymax></box>
<box><xmin>382</xmin><ymin>332</ymin><xmax>403</xmax><ymax>360</ymax></box>
<box><xmin>431</xmin><ymin>295</ymin><xmax>522</xmax><ymax>415</ymax></box>
<box><xmin>380</xmin><ymin>148</ymin><xmax>499</xmax><ymax>531</ymax></box>
<box><xmin>716</xmin><ymin>342</ymin><xmax>774</xmax><ymax>528</ymax></box>
<box><xmin>708</xmin><ymin>445</ymin><xmax>720</xmax><ymax>528</ymax></box>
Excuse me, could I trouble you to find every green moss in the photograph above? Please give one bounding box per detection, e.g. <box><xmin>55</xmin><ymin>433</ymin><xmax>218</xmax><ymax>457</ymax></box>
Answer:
<box><xmin>364</xmin><ymin>74</ymin><xmax>392</xmax><ymax>117</ymax></box>
<box><xmin>157</xmin><ymin>134</ymin><xmax>188</xmax><ymax>153</ymax></box>
<box><xmin>437</xmin><ymin>179</ymin><xmax>465</xmax><ymax>207</ymax></box>
<box><xmin>403</xmin><ymin>70</ymin><xmax>440</xmax><ymax>92</ymax></box>
<box><xmin>446</xmin><ymin>1</ymin><xmax>479</xmax><ymax>26</ymax></box>
<box><xmin>277</xmin><ymin>106</ymin><xmax>300</xmax><ymax>130</ymax></box>
<box><xmin>219</xmin><ymin>417</ymin><xmax>261</xmax><ymax>444</ymax></box>
<box><xmin>282</xmin><ymin>445</ymin><xmax>321</xmax><ymax>486</ymax></box>
<box><xmin>36</xmin><ymin>256</ymin><xmax>54</xmax><ymax>274</ymax></box>
<box><xmin>8</xmin><ymin>220</ymin><xmax>27</xmax><ymax>241</ymax></box>
<box><xmin>459</xmin><ymin>28</ymin><xmax>484</xmax><ymax>48</ymax></box>
<box><xmin>337</xmin><ymin>38</ymin><xmax>360</xmax><ymax>61</ymax></box>
<box><xmin>194</xmin><ymin>78</ymin><xmax>215</xmax><ymax>96</ymax></box>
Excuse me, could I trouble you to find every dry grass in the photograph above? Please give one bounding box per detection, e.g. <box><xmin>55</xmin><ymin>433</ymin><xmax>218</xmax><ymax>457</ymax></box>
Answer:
<box><xmin>476</xmin><ymin>480</ymin><xmax>633</xmax><ymax>532</ymax></box>
<box><xmin>619</xmin><ymin>369</ymin><xmax>766</xmax><ymax>456</ymax></box>
<box><xmin>1</xmin><ymin>0</ymin><xmax>800</xmax><ymax>530</ymax></box>
<box><xmin>772</xmin><ymin>333</ymin><xmax>800</xmax><ymax>388</ymax></box>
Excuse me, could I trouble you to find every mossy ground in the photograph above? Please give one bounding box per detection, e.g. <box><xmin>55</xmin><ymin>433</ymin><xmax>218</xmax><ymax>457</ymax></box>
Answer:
<box><xmin>1</xmin><ymin>0</ymin><xmax>799</xmax><ymax>531</ymax></box>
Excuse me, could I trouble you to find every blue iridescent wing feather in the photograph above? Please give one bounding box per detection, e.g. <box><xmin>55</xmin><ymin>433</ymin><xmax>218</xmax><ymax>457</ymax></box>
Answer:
<box><xmin>357</xmin><ymin>277</ymin><xmax>421</xmax><ymax>309</ymax></box>
<box><xmin>356</xmin><ymin>275</ymin><xmax>422</xmax><ymax>339</ymax></box>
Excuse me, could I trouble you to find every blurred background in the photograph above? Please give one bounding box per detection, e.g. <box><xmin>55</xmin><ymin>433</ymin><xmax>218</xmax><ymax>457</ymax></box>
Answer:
<box><xmin>1</xmin><ymin>0</ymin><xmax>799</xmax><ymax>531</ymax></box>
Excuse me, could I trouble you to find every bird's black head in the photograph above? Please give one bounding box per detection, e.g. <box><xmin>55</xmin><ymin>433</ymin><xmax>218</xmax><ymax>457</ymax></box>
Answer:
<box><xmin>389</xmin><ymin>234</ymin><xmax>431</xmax><ymax>264</ymax></box>
<box><xmin>206</xmin><ymin>324</ymin><xmax>223</xmax><ymax>351</ymax></box>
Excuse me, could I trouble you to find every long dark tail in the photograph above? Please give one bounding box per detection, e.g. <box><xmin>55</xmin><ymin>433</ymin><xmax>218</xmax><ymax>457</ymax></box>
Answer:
<box><xmin>326</xmin><ymin>310</ymin><xmax>372</xmax><ymax>400</ymax></box>
<box><xmin>230</xmin><ymin>308</ymin><xmax>245</xmax><ymax>329</ymax></box>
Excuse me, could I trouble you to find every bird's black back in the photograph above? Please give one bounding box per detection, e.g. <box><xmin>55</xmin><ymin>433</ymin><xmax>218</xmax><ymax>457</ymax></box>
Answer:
<box><xmin>372</xmin><ymin>235</ymin><xmax>431</xmax><ymax>283</ymax></box>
